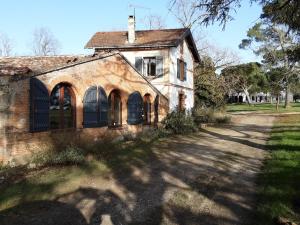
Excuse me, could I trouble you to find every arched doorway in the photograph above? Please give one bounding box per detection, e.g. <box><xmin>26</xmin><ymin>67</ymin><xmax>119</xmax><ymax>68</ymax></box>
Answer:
<box><xmin>50</xmin><ymin>83</ymin><xmax>76</xmax><ymax>129</ymax></box>
<box><xmin>143</xmin><ymin>94</ymin><xmax>152</xmax><ymax>125</ymax></box>
<box><xmin>108</xmin><ymin>89</ymin><xmax>122</xmax><ymax>127</ymax></box>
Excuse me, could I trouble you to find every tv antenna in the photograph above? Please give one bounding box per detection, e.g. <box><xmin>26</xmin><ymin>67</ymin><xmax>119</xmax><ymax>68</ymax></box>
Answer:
<box><xmin>128</xmin><ymin>3</ymin><xmax>150</xmax><ymax>17</ymax></box>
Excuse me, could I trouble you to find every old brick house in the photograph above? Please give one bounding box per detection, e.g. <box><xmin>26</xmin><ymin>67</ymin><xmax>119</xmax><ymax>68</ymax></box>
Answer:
<box><xmin>0</xmin><ymin>17</ymin><xmax>199</xmax><ymax>164</ymax></box>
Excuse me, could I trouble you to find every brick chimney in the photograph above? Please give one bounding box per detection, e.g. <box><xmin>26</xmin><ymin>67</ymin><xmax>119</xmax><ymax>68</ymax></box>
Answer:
<box><xmin>128</xmin><ymin>15</ymin><xmax>135</xmax><ymax>44</ymax></box>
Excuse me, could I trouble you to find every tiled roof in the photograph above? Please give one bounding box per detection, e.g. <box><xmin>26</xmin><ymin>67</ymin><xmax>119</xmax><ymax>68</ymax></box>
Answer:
<box><xmin>85</xmin><ymin>28</ymin><xmax>200</xmax><ymax>62</ymax></box>
<box><xmin>0</xmin><ymin>55</ymin><xmax>85</xmax><ymax>75</ymax></box>
<box><xmin>85</xmin><ymin>28</ymin><xmax>188</xmax><ymax>49</ymax></box>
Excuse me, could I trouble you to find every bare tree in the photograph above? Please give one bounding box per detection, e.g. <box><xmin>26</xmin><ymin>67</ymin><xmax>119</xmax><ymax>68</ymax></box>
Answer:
<box><xmin>141</xmin><ymin>14</ymin><xmax>166</xmax><ymax>29</ymax></box>
<box><xmin>0</xmin><ymin>33</ymin><xmax>13</xmax><ymax>56</ymax></box>
<box><xmin>200</xmin><ymin>41</ymin><xmax>241</xmax><ymax>70</ymax></box>
<box><xmin>31</xmin><ymin>27</ymin><xmax>60</xmax><ymax>56</ymax></box>
<box><xmin>169</xmin><ymin>0</ymin><xmax>208</xmax><ymax>30</ymax></box>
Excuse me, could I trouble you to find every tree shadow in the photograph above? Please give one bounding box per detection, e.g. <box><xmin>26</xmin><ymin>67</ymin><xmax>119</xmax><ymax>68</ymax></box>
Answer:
<box><xmin>0</xmin><ymin>120</ymin><xmax>272</xmax><ymax>225</ymax></box>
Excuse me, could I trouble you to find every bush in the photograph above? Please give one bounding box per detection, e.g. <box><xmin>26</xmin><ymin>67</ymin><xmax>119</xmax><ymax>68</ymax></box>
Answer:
<box><xmin>32</xmin><ymin>145</ymin><xmax>85</xmax><ymax>167</ymax></box>
<box><xmin>192</xmin><ymin>107</ymin><xmax>231</xmax><ymax>124</ymax></box>
<box><xmin>162</xmin><ymin>109</ymin><xmax>197</xmax><ymax>134</ymax></box>
<box><xmin>215</xmin><ymin>115</ymin><xmax>231</xmax><ymax>124</ymax></box>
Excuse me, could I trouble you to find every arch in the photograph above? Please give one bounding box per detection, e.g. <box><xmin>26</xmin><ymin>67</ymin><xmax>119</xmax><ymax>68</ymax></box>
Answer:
<box><xmin>83</xmin><ymin>86</ymin><xmax>108</xmax><ymax>128</ymax></box>
<box><xmin>178</xmin><ymin>91</ymin><xmax>185</xmax><ymax>111</ymax></box>
<box><xmin>50</xmin><ymin>83</ymin><xmax>76</xmax><ymax>129</ymax></box>
<box><xmin>143</xmin><ymin>94</ymin><xmax>152</xmax><ymax>125</ymax></box>
<box><xmin>108</xmin><ymin>89</ymin><xmax>122</xmax><ymax>127</ymax></box>
<box><xmin>154</xmin><ymin>95</ymin><xmax>159</xmax><ymax>124</ymax></box>
<box><xmin>127</xmin><ymin>91</ymin><xmax>143</xmax><ymax>125</ymax></box>
<box><xmin>30</xmin><ymin>78</ymin><xmax>50</xmax><ymax>132</ymax></box>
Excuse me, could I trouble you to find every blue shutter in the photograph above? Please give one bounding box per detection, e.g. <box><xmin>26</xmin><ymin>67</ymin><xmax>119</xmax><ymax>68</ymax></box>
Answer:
<box><xmin>177</xmin><ymin>59</ymin><xmax>180</xmax><ymax>79</ymax></box>
<box><xmin>127</xmin><ymin>91</ymin><xmax>143</xmax><ymax>125</ymax></box>
<box><xmin>135</xmin><ymin>57</ymin><xmax>143</xmax><ymax>74</ymax></box>
<box><xmin>184</xmin><ymin>62</ymin><xmax>187</xmax><ymax>81</ymax></box>
<box><xmin>156</xmin><ymin>56</ymin><xmax>163</xmax><ymax>77</ymax></box>
<box><xmin>83</xmin><ymin>86</ymin><xmax>98</xmax><ymax>127</ymax></box>
<box><xmin>98</xmin><ymin>86</ymin><xmax>108</xmax><ymax>127</ymax></box>
<box><xmin>30</xmin><ymin>78</ymin><xmax>49</xmax><ymax>132</ymax></box>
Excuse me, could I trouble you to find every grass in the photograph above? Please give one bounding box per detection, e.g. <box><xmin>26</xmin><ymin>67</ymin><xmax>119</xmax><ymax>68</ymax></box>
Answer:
<box><xmin>226</xmin><ymin>102</ymin><xmax>300</xmax><ymax>113</ymax></box>
<box><xmin>256</xmin><ymin>114</ymin><xmax>300</xmax><ymax>224</ymax></box>
<box><xmin>0</xmin><ymin>132</ymin><xmax>164</xmax><ymax>212</ymax></box>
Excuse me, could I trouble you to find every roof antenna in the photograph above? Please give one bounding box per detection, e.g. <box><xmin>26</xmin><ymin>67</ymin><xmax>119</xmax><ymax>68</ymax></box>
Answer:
<box><xmin>129</xmin><ymin>3</ymin><xmax>150</xmax><ymax>19</ymax></box>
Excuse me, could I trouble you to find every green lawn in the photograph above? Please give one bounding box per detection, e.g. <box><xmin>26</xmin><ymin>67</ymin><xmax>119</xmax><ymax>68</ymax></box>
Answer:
<box><xmin>227</xmin><ymin>102</ymin><xmax>300</xmax><ymax>113</ymax></box>
<box><xmin>256</xmin><ymin>114</ymin><xmax>300</xmax><ymax>224</ymax></box>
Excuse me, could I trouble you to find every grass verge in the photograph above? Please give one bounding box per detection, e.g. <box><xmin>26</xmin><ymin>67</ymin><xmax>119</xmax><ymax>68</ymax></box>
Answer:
<box><xmin>256</xmin><ymin>114</ymin><xmax>300</xmax><ymax>224</ymax></box>
<box><xmin>227</xmin><ymin>103</ymin><xmax>300</xmax><ymax>113</ymax></box>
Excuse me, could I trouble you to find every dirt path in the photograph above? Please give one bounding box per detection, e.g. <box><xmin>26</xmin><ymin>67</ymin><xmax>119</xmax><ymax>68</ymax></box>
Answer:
<box><xmin>0</xmin><ymin>114</ymin><xmax>275</xmax><ymax>225</ymax></box>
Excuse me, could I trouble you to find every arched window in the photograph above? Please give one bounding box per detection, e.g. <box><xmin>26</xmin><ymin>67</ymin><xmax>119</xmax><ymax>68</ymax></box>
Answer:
<box><xmin>30</xmin><ymin>78</ymin><xmax>49</xmax><ymax>132</ymax></box>
<box><xmin>143</xmin><ymin>94</ymin><xmax>152</xmax><ymax>125</ymax></box>
<box><xmin>83</xmin><ymin>86</ymin><xmax>108</xmax><ymax>128</ymax></box>
<box><xmin>154</xmin><ymin>95</ymin><xmax>159</xmax><ymax>124</ymax></box>
<box><xmin>108</xmin><ymin>90</ymin><xmax>122</xmax><ymax>127</ymax></box>
<box><xmin>127</xmin><ymin>91</ymin><xmax>143</xmax><ymax>125</ymax></box>
<box><xmin>178</xmin><ymin>92</ymin><xmax>185</xmax><ymax>111</ymax></box>
<box><xmin>50</xmin><ymin>83</ymin><xmax>75</xmax><ymax>129</ymax></box>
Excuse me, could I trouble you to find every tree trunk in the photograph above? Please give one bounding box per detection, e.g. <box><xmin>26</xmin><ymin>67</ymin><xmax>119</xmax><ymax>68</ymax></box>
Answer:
<box><xmin>276</xmin><ymin>94</ymin><xmax>280</xmax><ymax>111</ymax></box>
<box><xmin>284</xmin><ymin>85</ymin><xmax>290</xmax><ymax>108</ymax></box>
<box><xmin>243</xmin><ymin>89</ymin><xmax>252</xmax><ymax>106</ymax></box>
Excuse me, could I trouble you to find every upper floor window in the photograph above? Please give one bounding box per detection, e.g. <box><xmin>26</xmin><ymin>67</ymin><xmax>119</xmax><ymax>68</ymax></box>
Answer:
<box><xmin>135</xmin><ymin>56</ymin><xmax>163</xmax><ymax>77</ymax></box>
<box><xmin>177</xmin><ymin>59</ymin><xmax>187</xmax><ymax>81</ymax></box>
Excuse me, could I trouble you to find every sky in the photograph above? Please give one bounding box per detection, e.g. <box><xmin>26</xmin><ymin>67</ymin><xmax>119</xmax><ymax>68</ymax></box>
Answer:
<box><xmin>0</xmin><ymin>0</ymin><xmax>262</xmax><ymax>63</ymax></box>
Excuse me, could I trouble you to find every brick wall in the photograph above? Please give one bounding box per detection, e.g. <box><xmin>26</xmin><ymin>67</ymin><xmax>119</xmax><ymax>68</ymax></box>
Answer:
<box><xmin>0</xmin><ymin>54</ymin><xmax>169</xmax><ymax>164</ymax></box>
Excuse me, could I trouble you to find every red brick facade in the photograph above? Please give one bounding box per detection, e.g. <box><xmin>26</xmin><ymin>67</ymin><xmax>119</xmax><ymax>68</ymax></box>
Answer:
<box><xmin>0</xmin><ymin>53</ymin><xmax>168</xmax><ymax>164</ymax></box>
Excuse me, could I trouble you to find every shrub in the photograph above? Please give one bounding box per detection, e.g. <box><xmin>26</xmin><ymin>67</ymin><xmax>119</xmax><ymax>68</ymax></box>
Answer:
<box><xmin>162</xmin><ymin>109</ymin><xmax>197</xmax><ymax>134</ymax></box>
<box><xmin>215</xmin><ymin>115</ymin><xmax>231</xmax><ymax>124</ymax></box>
<box><xmin>32</xmin><ymin>145</ymin><xmax>85</xmax><ymax>167</ymax></box>
<box><xmin>192</xmin><ymin>106</ymin><xmax>231</xmax><ymax>124</ymax></box>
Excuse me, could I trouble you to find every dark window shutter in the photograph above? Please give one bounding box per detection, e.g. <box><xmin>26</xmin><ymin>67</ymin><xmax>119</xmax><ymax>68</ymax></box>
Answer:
<box><xmin>83</xmin><ymin>86</ymin><xmax>98</xmax><ymax>127</ymax></box>
<box><xmin>30</xmin><ymin>78</ymin><xmax>49</xmax><ymax>132</ymax></box>
<box><xmin>177</xmin><ymin>58</ymin><xmax>180</xmax><ymax>79</ymax></box>
<box><xmin>156</xmin><ymin>56</ymin><xmax>163</xmax><ymax>76</ymax></box>
<box><xmin>135</xmin><ymin>57</ymin><xmax>143</xmax><ymax>74</ymax></box>
<box><xmin>184</xmin><ymin>62</ymin><xmax>187</xmax><ymax>81</ymax></box>
<box><xmin>98</xmin><ymin>86</ymin><xmax>108</xmax><ymax>127</ymax></box>
<box><xmin>127</xmin><ymin>91</ymin><xmax>143</xmax><ymax>125</ymax></box>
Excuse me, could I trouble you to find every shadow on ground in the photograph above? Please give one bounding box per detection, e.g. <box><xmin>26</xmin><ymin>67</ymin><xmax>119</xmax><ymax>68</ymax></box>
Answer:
<box><xmin>0</xmin><ymin>114</ymin><xmax>275</xmax><ymax>225</ymax></box>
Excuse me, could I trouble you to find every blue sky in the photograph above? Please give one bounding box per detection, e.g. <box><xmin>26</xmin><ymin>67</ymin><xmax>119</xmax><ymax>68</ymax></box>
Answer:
<box><xmin>0</xmin><ymin>0</ymin><xmax>262</xmax><ymax>62</ymax></box>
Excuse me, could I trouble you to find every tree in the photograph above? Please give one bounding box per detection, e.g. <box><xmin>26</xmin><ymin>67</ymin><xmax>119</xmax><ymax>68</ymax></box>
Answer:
<box><xmin>0</xmin><ymin>33</ymin><xmax>12</xmax><ymax>56</ymax></box>
<box><xmin>194</xmin><ymin>56</ymin><xmax>228</xmax><ymax>109</ymax></box>
<box><xmin>265</xmin><ymin>68</ymin><xmax>286</xmax><ymax>111</ymax></box>
<box><xmin>141</xmin><ymin>14</ymin><xmax>166</xmax><ymax>29</ymax></box>
<box><xmin>169</xmin><ymin>0</ymin><xmax>300</xmax><ymax>32</ymax></box>
<box><xmin>240</xmin><ymin>22</ymin><xmax>299</xmax><ymax>107</ymax></box>
<box><xmin>31</xmin><ymin>27</ymin><xmax>60</xmax><ymax>56</ymax></box>
<box><xmin>221</xmin><ymin>62</ymin><xmax>267</xmax><ymax>105</ymax></box>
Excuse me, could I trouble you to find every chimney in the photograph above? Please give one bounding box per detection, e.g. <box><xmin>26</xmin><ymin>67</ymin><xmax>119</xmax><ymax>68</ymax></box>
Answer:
<box><xmin>128</xmin><ymin>15</ymin><xmax>135</xmax><ymax>44</ymax></box>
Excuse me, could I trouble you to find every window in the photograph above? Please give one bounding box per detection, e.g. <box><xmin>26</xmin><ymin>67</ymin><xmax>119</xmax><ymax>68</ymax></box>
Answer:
<box><xmin>30</xmin><ymin>78</ymin><xmax>49</xmax><ymax>132</ymax></box>
<box><xmin>143</xmin><ymin>94</ymin><xmax>151</xmax><ymax>125</ymax></box>
<box><xmin>50</xmin><ymin>83</ymin><xmax>75</xmax><ymax>129</ymax></box>
<box><xmin>127</xmin><ymin>91</ymin><xmax>143</xmax><ymax>125</ymax></box>
<box><xmin>178</xmin><ymin>93</ymin><xmax>185</xmax><ymax>111</ymax></box>
<box><xmin>108</xmin><ymin>90</ymin><xmax>122</xmax><ymax>127</ymax></box>
<box><xmin>135</xmin><ymin>56</ymin><xmax>163</xmax><ymax>77</ymax></box>
<box><xmin>83</xmin><ymin>86</ymin><xmax>108</xmax><ymax>128</ymax></box>
<box><xmin>177</xmin><ymin>59</ymin><xmax>187</xmax><ymax>81</ymax></box>
<box><xmin>154</xmin><ymin>95</ymin><xmax>159</xmax><ymax>124</ymax></box>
